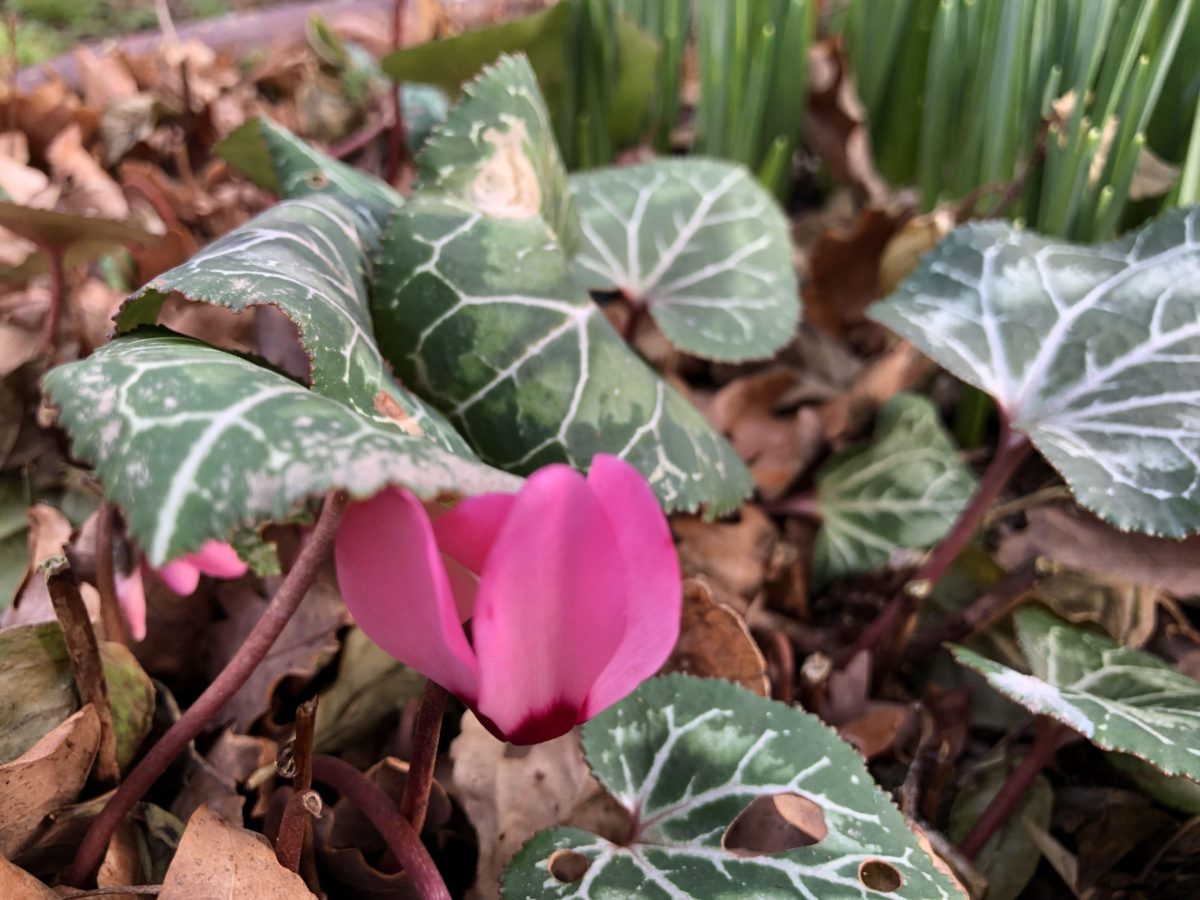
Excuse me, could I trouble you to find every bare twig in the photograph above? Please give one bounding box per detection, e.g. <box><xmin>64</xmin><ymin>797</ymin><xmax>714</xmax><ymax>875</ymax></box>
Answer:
<box><xmin>275</xmin><ymin>789</ymin><xmax>323</xmax><ymax>872</ymax></box>
<box><xmin>312</xmin><ymin>755</ymin><xmax>451</xmax><ymax>900</ymax></box>
<box><xmin>67</xmin><ymin>491</ymin><xmax>349</xmax><ymax>887</ymax></box>
<box><xmin>95</xmin><ymin>504</ymin><xmax>130</xmax><ymax>646</ymax></box>
<box><xmin>959</xmin><ymin>717</ymin><xmax>1066</xmax><ymax>859</ymax></box>
<box><xmin>399</xmin><ymin>680</ymin><xmax>447</xmax><ymax>834</ymax></box>
<box><xmin>274</xmin><ymin>696</ymin><xmax>320</xmax><ymax>875</ymax></box>
<box><xmin>43</xmin><ymin>557</ymin><xmax>120</xmax><ymax>786</ymax></box>
<box><xmin>40</xmin><ymin>244</ymin><xmax>66</xmax><ymax>355</ymax></box>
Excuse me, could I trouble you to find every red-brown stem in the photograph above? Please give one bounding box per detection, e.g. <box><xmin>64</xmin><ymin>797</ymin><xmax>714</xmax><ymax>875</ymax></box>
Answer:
<box><xmin>399</xmin><ymin>680</ymin><xmax>447</xmax><ymax>833</ymax></box>
<box><xmin>45</xmin><ymin>558</ymin><xmax>120</xmax><ymax>785</ymax></box>
<box><xmin>959</xmin><ymin>717</ymin><xmax>1065</xmax><ymax>859</ymax></box>
<box><xmin>621</xmin><ymin>298</ymin><xmax>647</xmax><ymax>343</ymax></box>
<box><xmin>95</xmin><ymin>503</ymin><xmax>130</xmax><ymax>646</ymax></box>
<box><xmin>770</xmin><ymin>491</ymin><xmax>820</xmax><ymax>520</ymax></box>
<box><xmin>385</xmin><ymin>0</ymin><xmax>408</xmax><ymax>187</ymax></box>
<box><xmin>768</xmin><ymin>632</ymin><xmax>795</xmax><ymax>704</ymax></box>
<box><xmin>312</xmin><ymin>755</ymin><xmax>451</xmax><ymax>900</ymax></box>
<box><xmin>839</xmin><ymin>424</ymin><xmax>1032</xmax><ymax>664</ymax></box>
<box><xmin>275</xmin><ymin>789</ymin><xmax>322</xmax><ymax>872</ymax></box>
<box><xmin>67</xmin><ymin>491</ymin><xmax>348</xmax><ymax>887</ymax></box>
<box><xmin>40</xmin><ymin>243</ymin><xmax>66</xmax><ymax>354</ymax></box>
<box><xmin>274</xmin><ymin>696</ymin><xmax>319</xmax><ymax>872</ymax></box>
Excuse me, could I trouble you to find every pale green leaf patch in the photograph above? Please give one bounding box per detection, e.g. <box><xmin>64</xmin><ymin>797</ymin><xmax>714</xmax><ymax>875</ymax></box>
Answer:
<box><xmin>41</xmin><ymin>335</ymin><xmax>520</xmax><ymax>566</ymax></box>
<box><xmin>812</xmin><ymin>394</ymin><xmax>977</xmax><ymax>586</ymax></box>
<box><xmin>503</xmin><ymin>675</ymin><xmax>964</xmax><ymax>900</ymax></box>
<box><xmin>571</xmin><ymin>158</ymin><xmax>800</xmax><ymax>361</ymax></box>
<box><xmin>954</xmin><ymin>606</ymin><xmax>1200</xmax><ymax>780</ymax></box>
<box><xmin>869</xmin><ymin>208</ymin><xmax>1200</xmax><ymax>537</ymax></box>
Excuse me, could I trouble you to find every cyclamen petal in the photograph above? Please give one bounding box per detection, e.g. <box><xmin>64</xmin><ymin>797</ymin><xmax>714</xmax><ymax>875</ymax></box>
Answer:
<box><xmin>116</xmin><ymin>540</ymin><xmax>247</xmax><ymax>641</ymax></box>
<box><xmin>115</xmin><ymin>568</ymin><xmax>148</xmax><ymax>642</ymax></box>
<box><xmin>334</xmin><ymin>455</ymin><xmax>682</xmax><ymax>745</ymax></box>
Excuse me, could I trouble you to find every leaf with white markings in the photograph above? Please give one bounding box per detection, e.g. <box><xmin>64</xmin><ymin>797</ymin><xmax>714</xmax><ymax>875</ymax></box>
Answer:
<box><xmin>954</xmin><ymin>606</ymin><xmax>1200</xmax><ymax>780</ymax></box>
<box><xmin>571</xmin><ymin>159</ymin><xmax>799</xmax><ymax>361</ymax></box>
<box><xmin>41</xmin><ymin>335</ymin><xmax>520</xmax><ymax>565</ymax></box>
<box><xmin>116</xmin><ymin>193</ymin><xmax>471</xmax><ymax>456</ymax></box>
<box><xmin>217</xmin><ymin>116</ymin><xmax>403</xmax><ymax>231</ymax></box>
<box><xmin>869</xmin><ymin>208</ymin><xmax>1200</xmax><ymax>537</ymax></box>
<box><xmin>375</xmin><ymin>54</ymin><xmax>752</xmax><ymax>514</ymax></box>
<box><xmin>813</xmin><ymin>394</ymin><xmax>977</xmax><ymax>586</ymax></box>
<box><xmin>503</xmin><ymin>676</ymin><xmax>964</xmax><ymax>899</ymax></box>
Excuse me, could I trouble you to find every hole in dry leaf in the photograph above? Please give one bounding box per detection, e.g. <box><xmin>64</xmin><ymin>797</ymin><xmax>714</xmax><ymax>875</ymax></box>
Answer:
<box><xmin>722</xmin><ymin>793</ymin><xmax>828</xmax><ymax>857</ymax></box>
<box><xmin>548</xmin><ymin>849</ymin><xmax>591</xmax><ymax>883</ymax></box>
<box><xmin>859</xmin><ymin>858</ymin><xmax>903</xmax><ymax>892</ymax></box>
<box><xmin>306</xmin><ymin>171</ymin><xmax>330</xmax><ymax>189</ymax></box>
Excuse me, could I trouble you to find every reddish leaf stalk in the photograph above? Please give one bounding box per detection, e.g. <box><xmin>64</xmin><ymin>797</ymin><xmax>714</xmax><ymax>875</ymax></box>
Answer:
<box><xmin>67</xmin><ymin>491</ymin><xmax>349</xmax><ymax>887</ymax></box>
<box><xmin>44</xmin><ymin>557</ymin><xmax>121</xmax><ymax>786</ymax></box>
<box><xmin>959</xmin><ymin>717</ymin><xmax>1065</xmax><ymax>859</ymax></box>
<box><xmin>275</xmin><ymin>696</ymin><xmax>319</xmax><ymax>872</ymax></box>
<box><xmin>840</xmin><ymin>423</ymin><xmax>1033</xmax><ymax>664</ymax></box>
<box><xmin>312</xmin><ymin>755</ymin><xmax>451</xmax><ymax>900</ymax></box>
<box><xmin>399</xmin><ymin>680</ymin><xmax>447</xmax><ymax>833</ymax></box>
<box><xmin>275</xmin><ymin>789</ymin><xmax>323</xmax><ymax>872</ymax></box>
<box><xmin>40</xmin><ymin>243</ymin><xmax>66</xmax><ymax>353</ymax></box>
<box><xmin>95</xmin><ymin>503</ymin><xmax>131</xmax><ymax>646</ymax></box>
<box><xmin>385</xmin><ymin>0</ymin><xmax>408</xmax><ymax>187</ymax></box>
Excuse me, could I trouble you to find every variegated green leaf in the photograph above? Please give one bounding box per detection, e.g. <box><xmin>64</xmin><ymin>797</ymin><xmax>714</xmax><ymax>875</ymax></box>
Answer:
<box><xmin>216</xmin><ymin>116</ymin><xmax>403</xmax><ymax>231</ymax></box>
<box><xmin>415</xmin><ymin>53</ymin><xmax>579</xmax><ymax>253</ymax></box>
<box><xmin>503</xmin><ymin>675</ymin><xmax>964</xmax><ymax>900</ymax></box>
<box><xmin>813</xmin><ymin>394</ymin><xmax>977</xmax><ymax>585</ymax></box>
<box><xmin>375</xmin><ymin>54</ymin><xmax>752</xmax><ymax>514</ymax></box>
<box><xmin>869</xmin><ymin>208</ymin><xmax>1200</xmax><ymax>537</ymax></box>
<box><xmin>954</xmin><ymin>606</ymin><xmax>1200</xmax><ymax>779</ymax></box>
<box><xmin>41</xmin><ymin>335</ymin><xmax>519</xmax><ymax>565</ymax></box>
<box><xmin>116</xmin><ymin>194</ymin><xmax>471</xmax><ymax>456</ymax></box>
<box><xmin>571</xmin><ymin>159</ymin><xmax>800</xmax><ymax>361</ymax></box>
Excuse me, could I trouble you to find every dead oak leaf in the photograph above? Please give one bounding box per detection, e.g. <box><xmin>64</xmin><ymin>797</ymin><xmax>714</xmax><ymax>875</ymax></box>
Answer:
<box><xmin>207</xmin><ymin>579</ymin><xmax>348</xmax><ymax>731</ymax></box>
<box><xmin>160</xmin><ymin>804</ymin><xmax>315</xmax><ymax>900</ymax></box>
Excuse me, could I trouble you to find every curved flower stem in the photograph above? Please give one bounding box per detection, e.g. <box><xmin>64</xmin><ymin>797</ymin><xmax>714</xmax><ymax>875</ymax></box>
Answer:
<box><xmin>312</xmin><ymin>755</ymin><xmax>451</xmax><ymax>900</ymax></box>
<box><xmin>40</xmin><ymin>243</ymin><xmax>66</xmax><ymax>355</ymax></box>
<box><xmin>960</xmin><ymin>717</ymin><xmax>1065</xmax><ymax>859</ymax></box>
<box><xmin>399</xmin><ymin>680</ymin><xmax>447</xmax><ymax>834</ymax></box>
<box><xmin>839</xmin><ymin>423</ymin><xmax>1033</xmax><ymax>665</ymax></box>
<box><xmin>67</xmin><ymin>491</ymin><xmax>349</xmax><ymax>887</ymax></box>
<box><xmin>385</xmin><ymin>0</ymin><xmax>408</xmax><ymax>187</ymax></box>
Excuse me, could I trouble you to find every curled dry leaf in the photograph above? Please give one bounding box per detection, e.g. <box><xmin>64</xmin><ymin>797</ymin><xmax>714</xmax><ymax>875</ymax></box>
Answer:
<box><xmin>673</xmin><ymin>505</ymin><xmax>778</xmax><ymax>609</ymax></box>
<box><xmin>45</xmin><ymin>125</ymin><xmax>129</xmax><ymax>221</ymax></box>
<box><xmin>0</xmin><ymin>704</ymin><xmax>100</xmax><ymax>858</ymax></box>
<box><xmin>663</xmin><ymin>579</ymin><xmax>769</xmax><ymax>697</ymax></box>
<box><xmin>804</xmin><ymin>207</ymin><xmax>905</xmax><ymax>339</ymax></box>
<box><xmin>708</xmin><ymin>371</ymin><xmax>824</xmax><ymax>501</ymax></box>
<box><xmin>160</xmin><ymin>804</ymin><xmax>315</xmax><ymax>900</ymax></box>
<box><xmin>878</xmin><ymin>207</ymin><xmax>956</xmax><ymax>295</ymax></box>
<box><xmin>207</xmin><ymin>579</ymin><xmax>347</xmax><ymax>731</ymax></box>
<box><xmin>450</xmin><ymin>713</ymin><xmax>629</xmax><ymax>900</ymax></box>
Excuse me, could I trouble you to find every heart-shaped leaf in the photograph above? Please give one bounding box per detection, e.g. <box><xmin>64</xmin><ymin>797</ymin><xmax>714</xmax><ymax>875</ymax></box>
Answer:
<box><xmin>571</xmin><ymin>159</ymin><xmax>800</xmax><ymax>361</ymax></box>
<box><xmin>813</xmin><ymin>393</ymin><xmax>977</xmax><ymax>585</ymax></box>
<box><xmin>41</xmin><ymin>335</ymin><xmax>519</xmax><ymax>565</ymax></box>
<box><xmin>116</xmin><ymin>193</ymin><xmax>470</xmax><ymax>456</ymax></box>
<box><xmin>503</xmin><ymin>675</ymin><xmax>964</xmax><ymax>899</ymax></box>
<box><xmin>374</xmin><ymin>54</ymin><xmax>752</xmax><ymax>515</ymax></box>
<box><xmin>869</xmin><ymin>208</ymin><xmax>1200</xmax><ymax>537</ymax></box>
<box><xmin>954</xmin><ymin>606</ymin><xmax>1200</xmax><ymax>779</ymax></box>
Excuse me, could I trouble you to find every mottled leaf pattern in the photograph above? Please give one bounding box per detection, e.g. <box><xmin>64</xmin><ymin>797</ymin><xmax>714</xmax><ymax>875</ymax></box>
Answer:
<box><xmin>572</xmin><ymin>159</ymin><xmax>799</xmax><ymax>361</ymax></box>
<box><xmin>869</xmin><ymin>208</ymin><xmax>1200</xmax><ymax>537</ymax></box>
<box><xmin>41</xmin><ymin>336</ymin><xmax>519</xmax><ymax>565</ymax></box>
<box><xmin>954</xmin><ymin>606</ymin><xmax>1200</xmax><ymax>779</ymax></box>
<box><xmin>117</xmin><ymin>194</ymin><xmax>470</xmax><ymax>455</ymax></box>
<box><xmin>503</xmin><ymin>675</ymin><xmax>964</xmax><ymax>899</ymax></box>
<box><xmin>813</xmin><ymin>394</ymin><xmax>977</xmax><ymax>585</ymax></box>
<box><xmin>376</xmin><ymin>54</ymin><xmax>752</xmax><ymax>514</ymax></box>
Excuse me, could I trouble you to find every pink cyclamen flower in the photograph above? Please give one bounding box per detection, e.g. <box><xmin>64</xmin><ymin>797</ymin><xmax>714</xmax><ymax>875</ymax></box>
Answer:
<box><xmin>115</xmin><ymin>540</ymin><xmax>248</xmax><ymax>641</ymax></box>
<box><xmin>335</xmin><ymin>454</ymin><xmax>682</xmax><ymax>745</ymax></box>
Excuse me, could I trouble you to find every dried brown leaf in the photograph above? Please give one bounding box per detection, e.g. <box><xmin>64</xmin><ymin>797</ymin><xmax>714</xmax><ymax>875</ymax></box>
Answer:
<box><xmin>0</xmin><ymin>705</ymin><xmax>100</xmax><ymax>857</ymax></box>
<box><xmin>663</xmin><ymin>579</ymin><xmax>769</xmax><ymax>696</ymax></box>
<box><xmin>804</xmin><ymin>208</ymin><xmax>903</xmax><ymax>339</ymax></box>
<box><xmin>160</xmin><ymin>804</ymin><xmax>315</xmax><ymax>899</ymax></box>
<box><xmin>673</xmin><ymin>506</ymin><xmax>778</xmax><ymax>609</ymax></box>
<box><xmin>0</xmin><ymin>855</ymin><xmax>57</xmax><ymax>899</ymax></box>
